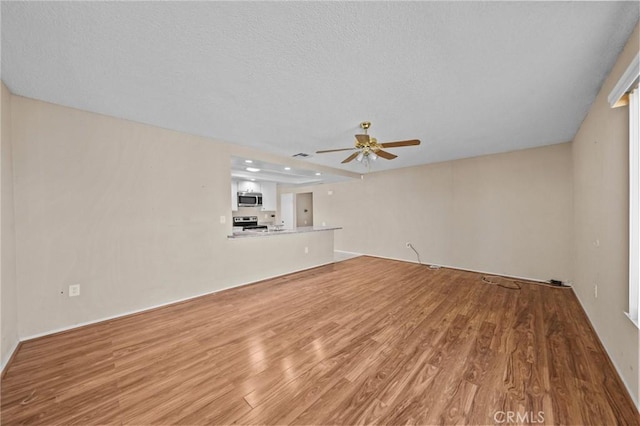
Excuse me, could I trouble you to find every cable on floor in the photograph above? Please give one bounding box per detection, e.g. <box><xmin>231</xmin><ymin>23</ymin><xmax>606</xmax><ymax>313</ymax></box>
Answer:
<box><xmin>481</xmin><ymin>275</ymin><xmax>521</xmax><ymax>290</ymax></box>
<box><xmin>407</xmin><ymin>243</ymin><xmax>571</xmax><ymax>290</ymax></box>
<box><xmin>481</xmin><ymin>275</ymin><xmax>573</xmax><ymax>291</ymax></box>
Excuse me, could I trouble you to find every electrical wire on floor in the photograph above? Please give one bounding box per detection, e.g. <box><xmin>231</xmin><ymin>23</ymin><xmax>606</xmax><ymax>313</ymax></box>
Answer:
<box><xmin>480</xmin><ymin>275</ymin><xmax>573</xmax><ymax>291</ymax></box>
<box><xmin>481</xmin><ymin>275</ymin><xmax>521</xmax><ymax>290</ymax></box>
<box><xmin>407</xmin><ymin>243</ymin><xmax>570</xmax><ymax>290</ymax></box>
<box><xmin>407</xmin><ymin>243</ymin><xmax>442</xmax><ymax>269</ymax></box>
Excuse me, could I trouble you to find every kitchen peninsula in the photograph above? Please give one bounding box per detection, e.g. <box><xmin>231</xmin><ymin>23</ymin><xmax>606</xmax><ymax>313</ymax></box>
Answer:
<box><xmin>228</xmin><ymin>225</ymin><xmax>341</xmax><ymax>239</ymax></box>
<box><xmin>224</xmin><ymin>225</ymin><xmax>341</xmax><ymax>281</ymax></box>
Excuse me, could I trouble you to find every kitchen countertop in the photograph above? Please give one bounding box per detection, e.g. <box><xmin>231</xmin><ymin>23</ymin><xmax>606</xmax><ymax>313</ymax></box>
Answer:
<box><xmin>228</xmin><ymin>226</ymin><xmax>342</xmax><ymax>239</ymax></box>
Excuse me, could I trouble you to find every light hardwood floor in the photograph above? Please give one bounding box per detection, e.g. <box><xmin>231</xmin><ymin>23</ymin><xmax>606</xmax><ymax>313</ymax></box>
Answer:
<box><xmin>1</xmin><ymin>256</ymin><xmax>638</xmax><ymax>425</ymax></box>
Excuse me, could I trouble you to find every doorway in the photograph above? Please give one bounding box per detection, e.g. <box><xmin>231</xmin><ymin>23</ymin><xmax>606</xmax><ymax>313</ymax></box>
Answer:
<box><xmin>296</xmin><ymin>192</ymin><xmax>314</xmax><ymax>227</ymax></box>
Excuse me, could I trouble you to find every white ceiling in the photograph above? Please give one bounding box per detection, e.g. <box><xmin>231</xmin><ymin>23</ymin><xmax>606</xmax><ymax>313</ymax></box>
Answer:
<box><xmin>2</xmin><ymin>2</ymin><xmax>638</xmax><ymax>173</ymax></box>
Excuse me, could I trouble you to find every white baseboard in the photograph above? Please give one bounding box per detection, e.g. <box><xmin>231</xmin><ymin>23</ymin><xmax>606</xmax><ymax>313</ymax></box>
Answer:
<box><xmin>334</xmin><ymin>250</ymin><xmax>362</xmax><ymax>256</ymax></box>
<box><xmin>571</xmin><ymin>286</ymin><xmax>639</xmax><ymax>410</ymax></box>
<box><xmin>18</xmin><ymin>253</ymin><xmax>545</xmax><ymax>342</ymax></box>
<box><xmin>333</xmin><ymin>250</ymin><xmax>363</xmax><ymax>262</ymax></box>
<box><xmin>1</xmin><ymin>339</ymin><xmax>21</xmax><ymax>375</ymax></box>
<box><xmin>357</xmin><ymin>251</ymin><xmax>549</xmax><ymax>283</ymax></box>
<box><xmin>20</xmin><ymin>259</ymin><xmax>335</xmax><ymax>342</ymax></box>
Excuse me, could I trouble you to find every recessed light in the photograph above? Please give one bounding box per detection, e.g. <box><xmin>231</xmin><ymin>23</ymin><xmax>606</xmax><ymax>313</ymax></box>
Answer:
<box><xmin>284</xmin><ymin>167</ymin><xmax>291</xmax><ymax>171</ymax></box>
<box><xmin>246</xmin><ymin>167</ymin><xmax>261</xmax><ymax>172</ymax></box>
<box><xmin>245</xmin><ymin>160</ymin><xmax>253</xmax><ymax>163</ymax></box>
<box><xmin>315</xmin><ymin>172</ymin><xmax>321</xmax><ymax>176</ymax></box>
<box><xmin>250</xmin><ymin>178</ymin><xmax>256</xmax><ymax>181</ymax></box>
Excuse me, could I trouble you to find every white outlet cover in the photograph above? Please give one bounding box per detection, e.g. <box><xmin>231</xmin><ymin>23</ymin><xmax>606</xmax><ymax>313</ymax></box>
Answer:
<box><xmin>304</xmin><ymin>246</ymin><xmax>309</xmax><ymax>254</ymax></box>
<box><xmin>328</xmin><ymin>190</ymin><xmax>333</xmax><ymax>195</ymax></box>
<box><xmin>69</xmin><ymin>284</ymin><xmax>80</xmax><ymax>297</ymax></box>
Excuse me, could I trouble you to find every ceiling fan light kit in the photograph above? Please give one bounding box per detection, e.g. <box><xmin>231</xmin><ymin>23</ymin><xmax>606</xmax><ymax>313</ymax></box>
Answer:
<box><xmin>316</xmin><ymin>121</ymin><xmax>420</xmax><ymax>168</ymax></box>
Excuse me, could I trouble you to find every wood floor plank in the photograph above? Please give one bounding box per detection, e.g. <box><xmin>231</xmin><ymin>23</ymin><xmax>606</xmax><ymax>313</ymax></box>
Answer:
<box><xmin>1</xmin><ymin>256</ymin><xmax>637</xmax><ymax>425</ymax></box>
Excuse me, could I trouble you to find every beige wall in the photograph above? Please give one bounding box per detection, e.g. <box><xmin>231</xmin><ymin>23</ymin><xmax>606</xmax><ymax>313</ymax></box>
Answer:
<box><xmin>1</xmin><ymin>82</ymin><xmax>19</xmax><ymax>369</ymax></box>
<box><xmin>572</xmin><ymin>23</ymin><xmax>640</xmax><ymax>406</ymax></box>
<box><xmin>286</xmin><ymin>142</ymin><xmax>573</xmax><ymax>282</ymax></box>
<box><xmin>10</xmin><ymin>95</ymin><xmax>334</xmax><ymax>339</ymax></box>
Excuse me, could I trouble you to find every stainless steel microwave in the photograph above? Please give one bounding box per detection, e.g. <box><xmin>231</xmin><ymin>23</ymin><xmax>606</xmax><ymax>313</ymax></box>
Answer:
<box><xmin>237</xmin><ymin>192</ymin><xmax>263</xmax><ymax>207</ymax></box>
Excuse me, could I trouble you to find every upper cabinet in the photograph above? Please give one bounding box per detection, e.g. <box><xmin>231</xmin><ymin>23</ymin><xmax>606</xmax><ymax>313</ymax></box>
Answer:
<box><xmin>237</xmin><ymin>180</ymin><xmax>261</xmax><ymax>193</ymax></box>
<box><xmin>260</xmin><ymin>182</ymin><xmax>277</xmax><ymax>211</ymax></box>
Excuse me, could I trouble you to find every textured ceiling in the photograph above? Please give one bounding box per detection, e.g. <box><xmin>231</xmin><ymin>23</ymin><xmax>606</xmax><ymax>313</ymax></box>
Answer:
<box><xmin>2</xmin><ymin>2</ymin><xmax>638</xmax><ymax>173</ymax></box>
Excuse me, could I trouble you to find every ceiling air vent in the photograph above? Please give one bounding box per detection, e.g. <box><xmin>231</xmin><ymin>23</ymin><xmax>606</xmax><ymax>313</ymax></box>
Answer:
<box><xmin>292</xmin><ymin>153</ymin><xmax>311</xmax><ymax>158</ymax></box>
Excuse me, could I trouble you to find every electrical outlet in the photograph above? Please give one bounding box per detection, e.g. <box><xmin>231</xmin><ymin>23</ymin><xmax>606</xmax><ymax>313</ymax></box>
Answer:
<box><xmin>69</xmin><ymin>284</ymin><xmax>80</xmax><ymax>297</ymax></box>
<box><xmin>322</xmin><ymin>221</ymin><xmax>326</xmax><ymax>226</ymax></box>
<box><xmin>594</xmin><ymin>284</ymin><xmax>598</xmax><ymax>299</ymax></box>
<box><xmin>304</xmin><ymin>246</ymin><xmax>309</xmax><ymax>254</ymax></box>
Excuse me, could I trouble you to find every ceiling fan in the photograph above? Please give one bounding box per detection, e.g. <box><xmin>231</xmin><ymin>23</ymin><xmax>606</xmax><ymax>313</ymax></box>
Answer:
<box><xmin>316</xmin><ymin>121</ymin><xmax>420</xmax><ymax>165</ymax></box>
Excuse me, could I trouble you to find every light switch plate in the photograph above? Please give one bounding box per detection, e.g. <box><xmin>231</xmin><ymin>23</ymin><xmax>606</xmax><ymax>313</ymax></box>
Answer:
<box><xmin>220</xmin><ymin>215</ymin><xmax>226</xmax><ymax>224</ymax></box>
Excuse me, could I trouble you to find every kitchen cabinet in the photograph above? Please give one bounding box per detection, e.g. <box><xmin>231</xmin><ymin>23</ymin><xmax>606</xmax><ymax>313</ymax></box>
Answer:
<box><xmin>231</xmin><ymin>180</ymin><xmax>238</xmax><ymax>212</ymax></box>
<box><xmin>232</xmin><ymin>180</ymin><xmax>276</xmax><ymax>211</ymax></box>
<box><xmin>260</xmin><ymin>181</ymin><xmax>277</xmax><ymax>211</ymax></box>
<box><xmin>237</xmin><ymin>180</ymin><xmax>261</xmax><ymax>193</ymax></box>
